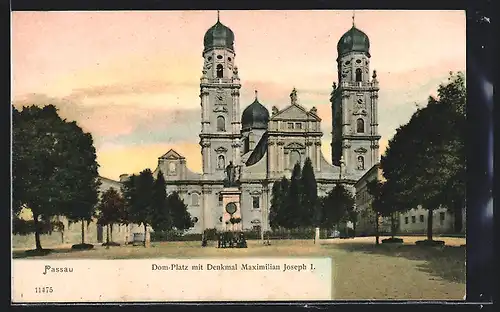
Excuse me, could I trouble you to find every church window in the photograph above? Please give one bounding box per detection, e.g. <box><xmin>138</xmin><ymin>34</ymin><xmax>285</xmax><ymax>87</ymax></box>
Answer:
<box><xmin>419</xmin><ymin>215</ymin><xmax>424</xmax><ymax>223</ymax></box>
<box><xmin>287</xmin><ymin>122</ymin><xmax>294</xmax><ymax>130</ymax></box>
<box><xmin>217</xmin><ymin>55</ymin><xmax>223</xmax><ymax>59</ymax></box>
<box><xmin>405</xmin><ymin>217</ymin><xmax>409</xmax><ymax>224</ymax></box>
<box><xmin>356</xmin><ymin>59</ymin><xmax>362</xmax><ymax>64</ymax></box>
<box><xmin>217</xmin><ymin>116</ymin><xmax>225</xmax><ymax>132</ymax></box>
<box><xmin>356</xmin><ymin>118</ymin><xmax>364</xmax><ymax>133</ymax></box>
<box><xmin>253</xmin><ymin>225</ymin><xmax>261</xmax><ymax>233</ymax></box>
<box><xmin>227</xmin><ymin>57</ymin><xmax>232</xmax><ymax>61</ymax></box>
<box><xmin>207</xmin><ymin>56</ymin><xmax>212</xmax><ymax>61</ymax></box>
<box><xmin>290</xmin><ymin>150</ymin><xmax>301</xmax><ymax>168</ymax></box>
<box><xmin>169</xmin><ymin>162</ymin><xmax>177</xmax><ymax>174</ymax></box>
<box><xmin>411</xmin><ymin>216</ymin><xmax>416</xmax><ymax>223</ymax></box>
<box><xmin>252</xmin><ymin>196</ymin><xmax>260</xmax><ymax>209</ymax></box>
<box><xmin>345</xmin><ymin>60</ymin><xmax>350</xmax><ymax>65</ymax></box>
<box><xmin>357</xmin><ymin>156</ymin><xmax>364</xmax><ymax>170</ymax></box>
<box><xmin>217</xmin><ymin>155</ymin><xmax>225</xmax><ymax>169</ymax></box>
<box><xmin>216</xmin><ymin>64</ymin><xmax>223</xmax><ymax>78</ymax></box>
<box><xmin>355</xmin><ymin>68</ymin><xmax>362</xmax><ymax>82</ymax></box>
<box><xmin>440</xmin><ymin>212</ymin><xmax>445</xmax><ymax>225</ymax></box>
<box><xmin>295</xmin><ymin>122</ymin><xmax>302</xmax><ymax>129</ymax></box>
<box><xmin>191</xmin><ymin>193</ymin><xmax>199</xmax><ymax>206</ymax></box>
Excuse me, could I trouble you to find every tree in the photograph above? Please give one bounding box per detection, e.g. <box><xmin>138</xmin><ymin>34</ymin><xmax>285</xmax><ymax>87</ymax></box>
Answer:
<box><xmin>12</xmin><ymin>105</ymin><xmax>100</xmax><ymax>251</ymax></box>
<box><xmin>269</xmin><ymin>177</ymin><xmax>290</xmax><ymax>231</ymax></box>
<box><xmin>168</xmin><ymin>192</ymin><xmax>194</xmax><ymax>231</ymax></box>
<box><xmin>284</xmin><ymin>163</ymin><xmax>302</xmax><ymax>229</ymax></box>
<box><xmin>61</xmin><ymin>122</ymin><xmax>101</xmax><ymax>246</ymax></box>
<box><xmin>368</xmin><ymin>179</ymin><xmax>406</xmax><ymax>240</ymax></box>
<box><xmin>97</xmin><ymin>188</ymin><xmax>126</xmax><ymax>244</ymax></box>
<box><xmin>150</xmin><ymin>170</ymin><xmax>172</xmax><ymax>231</ymax></box>
<box><xmin>321</xmin><ymin>184</ymin><xmax>354</xmax><ymax>231</ymax></box>
<box><xmin>300</xmin><ymin>157</ymin><xmax>318</xmax><ymax>228</ymax></box>
<box><xmin>381</xmin><ymin>72</ymin><xmax>466</xmax><ymax>241</ymax></box>
<box><xmin>125</xmin><ymin>169</ymin><xmax>155</xmax><ymax>247</ymax></box>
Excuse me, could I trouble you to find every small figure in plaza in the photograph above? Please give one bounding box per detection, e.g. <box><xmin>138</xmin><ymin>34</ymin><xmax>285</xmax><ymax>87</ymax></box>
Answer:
<box><xmin>217</xmin><ymin>233</ymin><xmax>221</xmax><ymax>248</ymax></box>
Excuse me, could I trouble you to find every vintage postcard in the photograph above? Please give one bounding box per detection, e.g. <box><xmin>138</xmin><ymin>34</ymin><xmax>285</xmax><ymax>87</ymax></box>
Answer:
<box><xmin>11</xmin><ymin>10</ymin><xmax>466</xmax><ymax>302</ymax></box>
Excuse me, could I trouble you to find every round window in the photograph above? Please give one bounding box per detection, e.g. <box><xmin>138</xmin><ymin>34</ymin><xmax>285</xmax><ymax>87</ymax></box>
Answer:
<box><xmin>192</xmin><ymin>217</ymin><xmax>198</xmax><ymax>223</ymax></box>
<box><xmin>228</xmin><ymin>57</ymin><xmax>232</xmax><ymax>61</ymax></box>
<box><xmin>345</xmin><ymin>61</ymin><xmax>350</xmax><ymax>65</ymax></box>
<box><xmin>356</xmin><ymin>59</ymin><xmax>362</xmax><ymax>64</ymax></box>
<box><xmin>207</xmin><ymin>56</ymin><xmax>212</xmax><ymax>61</ymax></box>
<box><xmin>225</xmin><ymin>202</ymin><xmax>237</xmax><ymax>215</ymax></box>
<box><xmin>217</xmin><ymin>55</ymin><xmax>223</xmax><ymax>59</ymax></box>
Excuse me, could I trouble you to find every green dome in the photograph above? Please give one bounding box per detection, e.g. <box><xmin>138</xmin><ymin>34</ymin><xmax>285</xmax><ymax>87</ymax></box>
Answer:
<box><xmin>242</xmin><ymin>97</ymin><xmax>269</xmax><ymax>131</ymax></box>
<box><xmin>203</xmin><ymin>21</ymin><xmax>235</xmax><ymax>52</ymax></box>
<box><xmin>337</xmin><ymin>26</ymin><xmax>370</xmax><ymax>57</ymax></box>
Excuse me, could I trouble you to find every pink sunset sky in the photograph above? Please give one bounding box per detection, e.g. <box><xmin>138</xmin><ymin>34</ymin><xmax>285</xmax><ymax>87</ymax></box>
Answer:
<box><xmin>11</xmin><ymin>10</ymin><xmax>466</xmax><ymax>180</ymax></box>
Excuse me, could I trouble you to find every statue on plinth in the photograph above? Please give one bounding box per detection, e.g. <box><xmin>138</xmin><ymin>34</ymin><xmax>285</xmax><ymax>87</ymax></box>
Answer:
<box><xmin>225</xmin><ymin>161</ymin><xmax>237</xmax><ymax>187</ymax></box>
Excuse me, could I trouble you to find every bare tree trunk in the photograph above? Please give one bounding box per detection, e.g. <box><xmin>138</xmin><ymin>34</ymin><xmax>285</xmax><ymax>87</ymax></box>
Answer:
<box><xmin>375</xmin><ymin>213</ymin><xmax>380</xmax><ymax>245</ymax></box>
<box><xmin>390</xmin><ymin>213</ymin><xmax>395</xmax><ymax>239</ymax></box>
<box><xmin>33</xmin><ymin>212</ymin><xmax>43</xmax><ymax>251</ymax></box>
<box><xmin>143</xmin><ymin>223</ymin><xmax>147</xmax><ymax>247</ymax></box>
<box><xmin>110</xmin><ymin>223</ymin><xmax>114</xmax><ymax>242</ymax></box>
<box><xmin>427</xmin><ymin>208</ymin><xmax>434</xmax><ymax>241</ymax></box>
<box><xmin>81</xmin><ymin>218</ymin><xmax>85</xmax><ymax>244</ymax></box>
<box><xmin>106</xmin><ymin>225</ymin><xmax>110</xmax><ymax>244</ymax></box>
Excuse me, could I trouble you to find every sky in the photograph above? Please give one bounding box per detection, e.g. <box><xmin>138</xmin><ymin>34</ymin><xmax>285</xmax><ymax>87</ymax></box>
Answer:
<box><xmin>11</xmin><ymin>10</ymin><xmax>466</xmax><ymax>180</ymax></box>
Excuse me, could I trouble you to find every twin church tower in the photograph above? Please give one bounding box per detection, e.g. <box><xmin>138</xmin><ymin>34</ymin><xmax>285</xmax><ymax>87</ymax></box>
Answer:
<box><xmin>137</xmin><ymin>11</ymin><xmax>382</xmax><ymax>233</ymax></box>
<box><xmin>198</xmin><ymin>12</ymin><xmax>380</xmax><ymax>180</ymax></box>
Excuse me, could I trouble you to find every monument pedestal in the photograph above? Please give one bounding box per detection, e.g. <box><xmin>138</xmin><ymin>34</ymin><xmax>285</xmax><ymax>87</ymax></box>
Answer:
<box><xmin>220</xmin><ymin>187</ymin><xmax>242</xmax><ymax>232</ymax></box>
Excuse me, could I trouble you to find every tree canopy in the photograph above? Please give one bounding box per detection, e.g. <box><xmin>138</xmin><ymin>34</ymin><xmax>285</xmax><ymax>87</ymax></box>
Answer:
<box><xmin>380</xmin><ymin>71</ymin><xmax>466</xmax><ymax>240</ymax></box>
<box><xmin>12</xmin><ymin>104</ymin><xmax>100</xmax><ymax>250</ymax></box>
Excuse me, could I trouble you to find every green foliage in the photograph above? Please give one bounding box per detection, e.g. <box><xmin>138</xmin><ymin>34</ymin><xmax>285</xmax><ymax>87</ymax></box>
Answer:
<box><xmin>12</xmin><ymin>104</ymin><xmax>100</xmax><ymax>250</ymax></box>
<box><xmin>150</xmin><ymin>170</ymin><xmax>172</xmax><ymax>231</ymax></box>
<box><xmin>380</xmin><ymin>71</ymin><xmax>466</xmax><ymax>240</ymax></box>
<box><xmin>168</xmin><ymin>192</ymin><xmax>194</xmax><ymax>231</ymax></box>
<box><xmin>300</xmin><ymin>157</ymin><xmax>318</xmax><ymax>227</ymax></box>
<box><xmin>269</xmin><ymin>177</ymin><xmax>289</xmax><ymax>230</ymax></box>
<box><xmin>12</xmin><ymin>218</ymin><xmax>64</xmax><ymax>236</ymax></box>
<box><xmin>97</xmin><ymin>187</ymin><xmax>126</xmax><ymax>226</ymax></box>
<box><xmin>284</xmin><ymin>163</ymin><xmax>302</xmax><ymax>228</ymax></box>
<box><xmin>126</xmin><ymin>169</ymin><xmax>155</xmax><ymax>227</ymax></box>
<box><xmin>320</xmin><ymin>184</ymin><xmax>354</xmax><ymax>229</ymax></box>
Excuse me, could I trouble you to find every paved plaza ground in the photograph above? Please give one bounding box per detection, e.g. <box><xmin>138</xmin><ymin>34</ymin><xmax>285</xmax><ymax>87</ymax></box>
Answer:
<box><xmin>12</xmin><ymin>236</ymin><xmax>466</xmax><ymax>300</ymax></box>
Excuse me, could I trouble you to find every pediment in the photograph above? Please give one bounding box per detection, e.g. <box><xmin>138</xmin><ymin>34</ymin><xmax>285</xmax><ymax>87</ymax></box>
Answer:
<box><xmin>159</xmin><ymin>149</ymin><xmax>185</xmax><ymax>160</ymax></box>
<box><xmin>285</xmin><ymin>142</ymin><xmax>305</xmax><ymax>149</ymax></box>
<box><xmin>271</xmin><ymin>104</ymin><xmax>320</xmax><ymax>121</ymax></box>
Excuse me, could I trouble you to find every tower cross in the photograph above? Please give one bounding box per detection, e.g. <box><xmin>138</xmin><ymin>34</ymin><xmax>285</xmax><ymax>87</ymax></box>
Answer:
<box><xmin>352</xmin><ymin>10</ymin><xmax>356</xmax><ymax>27</ymax></box>
<box><xmin>255</xmin><ymin>90</ymin><xmax>258</xmax><ymax>100</ymax></box>
<box><xmin>217</xmin><ymin>10</ymin><xmax>220</xmax><ymax>22</ymax></box>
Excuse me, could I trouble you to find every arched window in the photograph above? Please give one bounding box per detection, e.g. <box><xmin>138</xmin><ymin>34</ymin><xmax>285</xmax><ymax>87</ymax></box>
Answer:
<box><xmin>217</xmin><ymin>155</ymin><xmax>225</xmax><ymax>169</ymax></box>
<box><xmin>357</xmin><ymin>156</ymin><xmax>364</xmax><ymax>170</ymax></box>
<box><xmin>217</xmin><ymin>116</ymin><xmax>225</xmax><ymax>132</ymax></box>
<box><xmin>355</xmin><ymin>68</ymin><xmax>362</xmax><ymax>82</ymax></box>
<box><xmin>289</xmin><ymin>150</ymin><xmax>301</xmax><ymax>168</ymax></box>
<box><xmin>216</xmin><ymin>64</ymin><xmax>223</xmax><ymax>78</ymax></box>
<box><xmin>191</xmin><ymin>193</ymin><xmax>199</xmax><ymax>206</ymax></box>
<box><xmin>356</xmin><ymin>118</ymin><xmax>364</xmax><ymax>133</ymax></box>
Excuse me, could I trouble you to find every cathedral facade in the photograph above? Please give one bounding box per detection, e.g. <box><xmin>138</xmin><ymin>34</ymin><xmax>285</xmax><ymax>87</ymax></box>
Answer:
<box><xmin>119</xmin><ymin>16</ymin><xmax>381</xmax><ymax>235</ymax></box>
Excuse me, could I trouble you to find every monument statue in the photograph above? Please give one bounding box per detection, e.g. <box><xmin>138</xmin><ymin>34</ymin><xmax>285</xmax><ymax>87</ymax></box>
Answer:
<box><xmin>225</xmin><ymin>161</ymin><xmax>236</xmax><ymax>186</ymax></box>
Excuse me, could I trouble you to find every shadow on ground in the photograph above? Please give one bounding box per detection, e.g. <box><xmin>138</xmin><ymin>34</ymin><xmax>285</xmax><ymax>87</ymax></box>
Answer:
<box><xmin>327</xmin><ymin>242</ymin><xmax>466</xmax><ymax>284</ymax></box>
<box><xmin>14</xmin><ymin>248</ymin><xmax>81</xmax><ymax>259</ymax></box>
